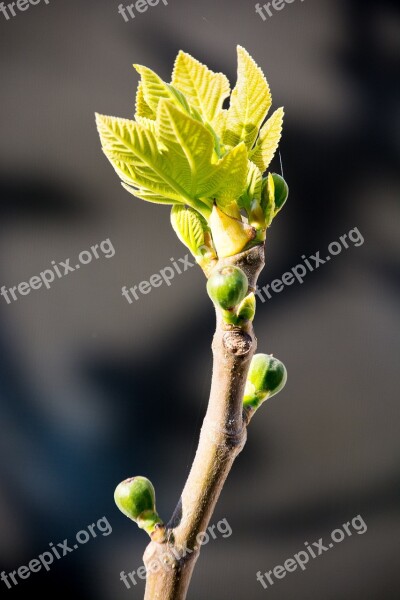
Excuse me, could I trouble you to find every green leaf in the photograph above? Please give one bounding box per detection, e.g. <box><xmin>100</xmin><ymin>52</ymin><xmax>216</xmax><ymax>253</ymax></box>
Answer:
<box><xmin>207</xmin><ymin>143</ymin><xmax>249</xmax><ymax>206</ymax></box>
<box><xmin>121</xmin><ymin>183</ymin><xmax>180</xmax><ymax>205</ymax></box>
<box><xmin>155</xmin><ymin>100</ymin><xmax>246</xmax><ymax>211</ymax></box>
<box><xmin>239</xmin><ymin>160</ymin><xmax>263</xmax><ymax>212</ymax></box>
<box><xmin>156</xmin><ymin>100</ymin><xmax>216</xmax><ymax>201</ymax></box>
<box><xmin>223</xmin><ymin>46</ymin><xmax>272</xmax><ymax>149</ymax></box>
<box><xmin>236</xmin><ymin>292</ymin><xmax>256</xmax><ymax>323</ymax></box>
<box><xmin>135</xmin><ymin>82</ymin><xmax>156</xmax><ymax>120</ymax></box>
<box><xmin>213</xmin><ymin>109</ymin><xmax>228</xmax><ymax>138</ymax></box>
<box><xmin>261</xmin><ymin>173</ymin><xmax>275</xmax><ymax>227</ymax></box>
<box><xmin>135</xmin><ymin>115</ymin><xmax>157</xmax><ymax>135</ymax></box>
<box><xmin>170</xmin><ymin>205</ymin><xmax>207</xmax><ymax>256</ymax></box>
<box><xmin>96</xmin><ymin>113</ymin><xmax>192</xmax><ymax>203</ymax></box>
<box><xmin>133</xmin><ymin>64</ymin><xmax>189</xmax><ymax>115</ymax></box>
<box><xmin>172</xmin><ymin>51</ymin><xmax>230</xmax><ymax>125</ymax></box>
<box><xmin>249</xmin><ymin>107</ymin><xmax>284</xmax><ymax>173</ymax></box>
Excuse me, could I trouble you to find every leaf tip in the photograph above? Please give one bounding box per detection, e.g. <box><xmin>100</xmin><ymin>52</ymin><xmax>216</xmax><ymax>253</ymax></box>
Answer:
<box><xmin>133</xmin><ymin>64</ymin><xmax>144</xmax><ymax>75</ymax></box>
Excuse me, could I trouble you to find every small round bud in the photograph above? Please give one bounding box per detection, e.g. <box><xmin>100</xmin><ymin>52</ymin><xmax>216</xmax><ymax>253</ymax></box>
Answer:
<box><xmin>243</xmin><ymin>354</ymin><xmax>287</xmax><ymax>409</ymax></box>
<box><xmin>222</xmin><ymin>293</ymin><xmax>256</xmax><ymax>326</ymax></box>
<box><xmin>207</xmin><ymin>266</ymin><xmax>248</xmax><ymax>310</ymax></box>
<box><xmin>114</xmin><ymin>476</ymin><xmax>163</xmax><ymax>535</ymax></box>
<box><xmin>271</xmin><ymin>173</ymin><xmax>289</xmax><ymax>213</ymax></box>
<box><xmin>236</xmin><ymin>292</ymin><xmax>256</xmax><ymax>322</ymax></box>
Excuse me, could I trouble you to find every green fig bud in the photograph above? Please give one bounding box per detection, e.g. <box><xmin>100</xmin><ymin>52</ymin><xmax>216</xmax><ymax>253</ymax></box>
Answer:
<box><xmin>243</xmin><ymin>354</ymin><xmax>287</xmax><ymax>409</ymax></box>
<box><xmin>271</xmin><ymin>173</ymin><xmax>289</xmax><ymax>214</ymax></box>
<box><xmin>222</xmin><ymin>292</ymin><xmax>257</xmax><ymax>326</ymax></box>
<box><xmin>114</xmin><ymin>477</ymin><xmax>163</xmax><ymax>535</ymax></box>
<box><xmin>236</xmin><ymin>292</ymin><xmax>256</xmax><ymax>322</ymax></box>
<box><xmin>261</xmin><ymin>173</ymin><xmax>289</xmax><ymax>228</ymax></box>
<box><xmin>207</xmin><ymin>266</ymin><xmax>248</xmax><ymax>310</ymax></box>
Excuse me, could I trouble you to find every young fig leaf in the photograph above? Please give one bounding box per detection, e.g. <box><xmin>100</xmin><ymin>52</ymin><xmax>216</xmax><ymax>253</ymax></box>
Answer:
<box><xmin>224</xmin><ymin>46</ymin><xmax>272</xmax><ymax>149</ymax></box>
<box><xmin>172</xmin><ymin>51</ymin><xmax>230</xmax><ymax>125</ymax></box>
<box><xmin>171</xmin><ymin>205</ymin><xmax>209</xmax><ymax>259</ymax></box>
<box><xmin>239</xmin><ymin>160</ymin><xmax>263</xmax><ymax>214</ymax></box>
<box><xmin>261</xmin><ymin>173</ymin><xmax>276</xmax><ymax>227</ymax></box>
<box><xmin>249</xmin><ymin>107</ymin><xmax>284</xmax><ymax>173</ymax></box>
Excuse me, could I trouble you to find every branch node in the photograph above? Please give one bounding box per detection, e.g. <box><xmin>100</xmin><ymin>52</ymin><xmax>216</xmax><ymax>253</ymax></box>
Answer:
<box><xmin>223</xmin><ymin>330</ymin><xmax>252</xmax><ymax>355</ymax></box>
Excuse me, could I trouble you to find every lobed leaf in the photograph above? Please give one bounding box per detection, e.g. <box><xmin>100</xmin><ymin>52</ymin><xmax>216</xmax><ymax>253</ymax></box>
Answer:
<box><xmin>172</xmin><ymin>51</ymin><xmax>230</xmax><ymax>125</ymax></box>
<box><xmin>209</xmin><ymin>143</ymin><xmax>249</xmax><ymax>205</ymax></box>
<box><xmin>156</xmin><ymin>100</ymin><xmax>215</xmax><ymax>199</ymax></box>
<box><xmin>96</xmin><ymin>113</ymin><xmax>191</xmax><ymax>202</ymax></box>
<box><xmin>134</xmin><ymin>64</ymin><xmax>189</xmax><ymax>116</ymax></box>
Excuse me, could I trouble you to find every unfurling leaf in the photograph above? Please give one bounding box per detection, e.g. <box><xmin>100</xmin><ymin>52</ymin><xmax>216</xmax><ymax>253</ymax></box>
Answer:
<box><xmin>171</xmin><ymin>205</ymin><xmax>211</xmax><ymax>259</ymax></box>
<box><xmin>261</xmin><ymin>173</ymin><xmax>276</xmax><ymax>227</ymax></box>
<box><xmin>223</xmin><ymin>46</ymin><xmax>272</xmax><ymax>149</ymax></box>
<box><xmin>249</xmin><ymin>107</ymin><xmax>284</xmax><ymax>173</ymax></box>
<box><xmin>260</xmin><ymin>172</ymin><xmax>288</xmax><ymax>226</ymax></box>
<box><xmin>235</xmin><ymin>292</ymin><xmax>256</xmax><ymax>322</ymax></box>
<box><xmin>239</xmin><ymin>160</ymin><xmax>263</xmax><ymax>213</ymax></box>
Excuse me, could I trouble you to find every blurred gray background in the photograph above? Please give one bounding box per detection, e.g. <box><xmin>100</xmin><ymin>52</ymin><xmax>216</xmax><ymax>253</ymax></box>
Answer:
<box><xmin>0</xmin><ymin>0</ymin><xmax>399</xmax><ymax>598</ymax></box>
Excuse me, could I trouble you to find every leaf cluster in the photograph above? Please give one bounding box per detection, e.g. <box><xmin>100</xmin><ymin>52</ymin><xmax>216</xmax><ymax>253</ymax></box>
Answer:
<box><xmin>96</xmin><ymin>47</ymin><xmax>287</xmax><ymax>261</ymax></box>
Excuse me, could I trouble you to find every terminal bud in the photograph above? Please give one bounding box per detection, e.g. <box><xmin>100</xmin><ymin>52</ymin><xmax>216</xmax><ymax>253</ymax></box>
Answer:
<box><xmin>209</xmin><ymin>204</ymin><xmax>256</xmax><ymax>258</ymax></box>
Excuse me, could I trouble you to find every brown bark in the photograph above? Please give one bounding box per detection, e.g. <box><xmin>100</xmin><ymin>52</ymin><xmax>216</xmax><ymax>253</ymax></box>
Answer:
<box><xmin>143</xmin><ymin>243</ymin><xmax>265</xmax><ymax>600</ymax></box>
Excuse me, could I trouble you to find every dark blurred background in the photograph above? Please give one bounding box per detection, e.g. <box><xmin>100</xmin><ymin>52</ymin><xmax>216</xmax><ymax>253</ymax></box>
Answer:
<box><xmin>0</xmin><ymin>0</ymin><xmax>399</xmax><ymax>598</ymax></box>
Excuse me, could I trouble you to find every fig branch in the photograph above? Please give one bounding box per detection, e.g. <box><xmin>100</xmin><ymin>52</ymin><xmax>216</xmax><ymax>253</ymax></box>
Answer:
<box><xmin>96</xmin><ymin>46</ymin><xmax>289</xmax><ymax>600</ymax></box>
